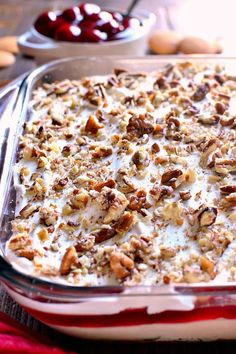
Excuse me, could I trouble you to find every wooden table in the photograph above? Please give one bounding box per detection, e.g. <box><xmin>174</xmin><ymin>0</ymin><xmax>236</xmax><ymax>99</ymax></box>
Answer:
<box><xmin>1</xmin><ymin>1</ymin><xmax>236</xmax><ymax>352</ymax></box>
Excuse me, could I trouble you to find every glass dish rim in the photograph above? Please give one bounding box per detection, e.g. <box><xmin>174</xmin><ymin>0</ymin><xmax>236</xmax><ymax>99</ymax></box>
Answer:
<box><xmin>1</xmin><ymin>55</ymin><xmax>236</xmax><ymax>298</ymax></box>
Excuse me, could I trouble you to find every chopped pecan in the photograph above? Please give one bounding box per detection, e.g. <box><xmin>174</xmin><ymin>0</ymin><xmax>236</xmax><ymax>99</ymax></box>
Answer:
<box><xmin>70</xmin><ymin>189</ymin><xmax>90</xmax><ymax>209</ymax></box>
<box><xmin>126</xmin><ymin>114</ymin><xmax>154</xmax><ymax>139</ymax></box>
<box><xmin>220</xmin><ymin>117</ymin><xmax>235</xmax><ymax>127</ymax></box>
<box><xmin>197</xmin><ymin>114</ymin><xmax>220</xmax><ymax>125</ymax></box>
<box><xmin>198</xmin><ymin>207</ymin><xmax>217</xmax><ymax>227</ymax></box>
<box><xmin>221</xmin><ymin>193</ymin><xmax>236</xmax><ymax>208</ymax></box>
<box><xmin>161</xmin><ymin>168</ymin><xmax>184</xmax><ymax>188</ymax></box>
<box><xmin>163</xmin><ymin>201</ymin><xmax>184</xmax><ymax>226</ymax></box>
<box><xmin>154</xmin><ymin>156</ymin><xmax>169</xmax><ymax>165</ymax></box>
<box><xmin>75</xmin><ymin>235</ymin><xmax>95</xmax><ymax>252</ymax></box>
<box><xmin>198</xmin><ymin>228</ymin><xmax>232</xmax><ymax>255</ymax></box>
<box><xmin>19</xmin><ymin>167</ymin><xmax>30</xmax><ymax>183</ymax></box>
<box><xmin>160</xmin><ymin>246</ymin><xmax>177</xmax><ymax>259</ymax></box>
<box><xmin>39</xmin><ymin>206</ymin><xmax>58</xmax><ymax>226</ymax></box>
<box><xmin>93</xmin><ymin>226</ymin><xmax>117</xmax><ymax>244</ymax></box>
<box><xmin>62</xmin><ymin>144</ymin><xmax>78</xmax><ymax>157</ymax></box>
<box><xmin>19</xmin><ymin>203</ymin><xmax>39</xmax><ymax>219</ymax></box>
<box><xmin>60</xmin><ymin>246</ymin><xmax>78</xmax><ymax>276</ymax></box>
<box><xmin>97</xmin><ymin>187</ymin><xmax>128</xmax><ymax>224</ymax></box>
<box><xmin>179</xmin><ymin>190</ymin><xmax>191</xmax><ymax>201</ymax></box>
<box><xmin>128</xmin><ymin>190</ymin><xmax>151</xmax><ymax>212</ymax></box>
<box><xmin>37</xmin><ymin>228</ymin><xmax>49</xmax><ymax>242</ymax></box>
<box><xmin>113</xmin><ymin>212</ymin><xmax>136</xmax><ymax>234</ymax></box>
<box><xmin>116</xmin><ymin>169</ymin><xmax>137</xmax><ymax>193</ymax></box>
<box><xmin>16</xmin><ymin>249</ymin><xmax>37</xmax><ymax>261</ymax></box>
<box><xmin>150</xmin><ymin>184</ymin><xmax>173</xmax><ymax>202</ymax></box>
<box><xmin>151</xmin><ymin>143</ymin><xmax>160</xmax><ymax>153</ymax></box>
<box><xmin>191</xmin><ymin>83</ymin><xmax>210</xmax><ymax>102</ymax></box>
<box><xmin>110</xmin><ymin>252</ymin><xmax>134</xmax><ymax>279</ymax></box>
<box><xmin>199</xmin><ymin>139</ymin><xmax>219</xmax><ymax>168</ymax></box>
<box><xmin>215</xmin><ymin>158</ymin><xmax>236</xmax><ymax>174</ymax></box>
<box><xmin>8</xmin><ymin>233</ymin><xmax>32</xmax><ymax>251</ymax></box>
<box><xmin>92</xmin><ymin>146</ymin><xmax>113</xmax><ymax>159</ymax></box>
<box><xmin>220</xmin><ymin>185</ymin><xmax>236</xmax><ymax>195</ymax></box>
<box><xmin>53</xmin><ymin>177</ymin><xmax>68</xmax><ymax>191</ymax></box>
<box><xmin>166</xmin><ymin>116</ymin><xmax>180</xmax><ymax>129</ymax></box>
<box><xmin>153</xmin><ymin>124</ymin><xmax>165</xmax><ymax>136</ymax></box>
<box><xmin>215</xmin><ymin>101</ymin><xmax>226</xmax><ymax>115</ymax></box>
<box><xmin>199</xmin><ymin>256</ymin><xmax>215</xmax><ymax>278</ymax></box>
<box><xmin>132</xmin><ymin>150</ymin><xmax>150</xmax><ymax>170</ymax></box>
<box><xmin>85</xmin><ymin>115</ymin><xmax>104</xmax><ymax>135</ymax></box>
<box><xmin>93</xmin><ymin>179</ymin><xmax>116</xmax><ymax>192</ymax></box>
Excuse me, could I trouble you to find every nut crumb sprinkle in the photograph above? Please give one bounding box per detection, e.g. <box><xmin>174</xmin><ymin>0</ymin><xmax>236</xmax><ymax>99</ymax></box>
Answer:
<box><xmin>6</xmin><ymin>62</ymin><xmax>236</xmax><ymax>286</ymax></box>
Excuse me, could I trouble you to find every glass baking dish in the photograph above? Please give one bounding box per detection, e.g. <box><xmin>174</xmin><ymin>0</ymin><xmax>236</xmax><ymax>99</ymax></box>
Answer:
<box><xmin>1</xmin><ymin>56</ymin><xmax>236</xmax><ymax>341</ymax></box>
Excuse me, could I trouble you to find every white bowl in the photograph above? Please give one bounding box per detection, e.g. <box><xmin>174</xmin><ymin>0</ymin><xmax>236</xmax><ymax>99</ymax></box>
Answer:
<box><xmin>18</xmin><ymin>9</ymin><xmax>156</xmax><ymax>64</ymax></box>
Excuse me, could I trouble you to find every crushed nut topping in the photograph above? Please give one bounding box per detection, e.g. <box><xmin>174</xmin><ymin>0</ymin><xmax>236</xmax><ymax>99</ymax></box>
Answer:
<box><xmin>7</xmin><ymin>62</ymin><xmax>236</xmax><ymax>286</ymax></box>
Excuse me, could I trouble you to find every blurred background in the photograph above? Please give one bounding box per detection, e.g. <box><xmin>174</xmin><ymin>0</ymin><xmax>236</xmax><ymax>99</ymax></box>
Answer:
<box><xmin>1</xmin><ymin>0</ymin><xmax>236</xmax><ymax>82</ymax></box>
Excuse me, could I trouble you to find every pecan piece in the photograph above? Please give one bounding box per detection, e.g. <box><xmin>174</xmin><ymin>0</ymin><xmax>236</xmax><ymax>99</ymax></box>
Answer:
<box><xmin>132</xmin><ymin>150</ymin><xmax>150</xmax><ymax>170</ymax></box>
<box><xmin>215</xmin><ymin>102</ymin><xmax>226</xmax><ymax>115</ymax></box>
<box><xmin>39</xmin><ymin>206</ymin><xmax>58</xmax><ymax>226</ymax></box>
<box><xmin>199</xmin><ymin>256</ymin><xmax>215</xmax><ymax>278</ymax></box>
<box><xmin>126</xmin><ymin>114</ymin><xmax>154</xmax><ymax>139</ymax></box>
<box><xmin>70</xmin><ymin>189</ymin><xmax>90</xmax><ymax>209</ymax></box>
<box><xmin>215</xmin><ymin>158</ymin><xmax>236</xmax><ymax>174</ymax></box>
<box><xmin>200</xmin><ymin>139</ymin><xmax>219</xmax><ymax>168</ymax></box>
<box><xmin>220</xmin><ymin>185</ymin><xmax>236</xmax><ymax>195</ymax></box>
<box><xmin>92</xmin><ymin>146</ymin><xmax>113</xmax><ymax>159</ymax></box>
<box><xmin>97</xmin><ymin>187</ymin><xmax>128</xmax><ymax>224</ymax></box>
<box><xmin>75</xmin><ymin>235</ymin><xmax>95</xmax><ymax>252</ymax></box>
<box><xmin>16</xmin><ymin>249</ymin><xmax>37</xmax><ymax>261</ymax></box>
<box><xmin>19</xmin><ymin>203</ymin><xmax>39</xmax><ymax>219</ymax></box>
<box><xmin>161</xmin><ymin>168</ymin><xmax>184</xmax><ymax>188</ymax></box>
<box><xmin>93</xmin><ymin>226</ymin><xmax>117</xmax><ymax>244</ymax></box>
<box><xmin>110</xmin><ymin>252</ymin><xmax>134</xmax><ymax>279</ymax></box>
<box><xmin>198</xmin><ymin>114</ymin><xmax>220</xmax><ymax>125</ymax></box>
<box><xmin>60</xmin><ymin>246</ymin><xmax>78</xmax><ymax>276</ymax></box>
<box><xmin>85</xmin><ymin>115</ymin><xmax>104</xmax><ymax>135</ymax></box>
<box><xmin>8</xmin><ymin>233</ymin><xmax>32</xmax><ymax>251</ymax></box>
<box><xmin>128</xmin><ymin>189</ymin><xmax>151</xmax><ymax>211</ymax></box>
<box><xmin>191</xmin><ymin>83</ymin><xmax>210</xmax><ymax>102</ymax></box>
<box><xmin>198</xmin><ymin>207</ymin><xmax>217</xmax><ymax>227</ymax></box>
<box><xmin>220</xmin><ymin>117</ymin><xmax>235</xmax><ymax>127</ymax></box>
<box><xmin>151</xmin><ymin>143</ymin><xmax>160</xmax><ymax>153</ymax></box>
<box><xmin>150</xmin><ymin>184</ymin><xmax>173</xmax><ymax>202</ymax></box>
<box><xmin>93</xmin><ymin>179</ymin><xmax>116</xmax><ymax>192</ymax></box>
<box><xmin>53</xmin><ymin>177</ymin><xmax>68</xmax><ymax>191</ymax></box>
<box><xmin>113</xmin><ymin>212</ymin><xmax>136</xmax><ymax>234</ymax></box>
<box><xmin>221</xmin><ymin>193</ymin><xmax>236</xmax><ymax>208</ymax></box>
<box><xmin>179</xmin><ymin>190</ymin><xmax>191</xmax><ymax>201</ymax></box>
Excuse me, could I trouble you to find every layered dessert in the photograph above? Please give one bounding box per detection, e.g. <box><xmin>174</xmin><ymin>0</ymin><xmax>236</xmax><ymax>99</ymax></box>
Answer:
<box><xmin>6</xmin><ymin>62</ymin><xmax>236</xmax><ymax>286</ymax></box>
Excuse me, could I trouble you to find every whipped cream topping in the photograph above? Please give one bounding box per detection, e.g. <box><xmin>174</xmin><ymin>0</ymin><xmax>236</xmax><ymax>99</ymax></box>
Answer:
<box><xmin>6</xmin><ymin>62</ymin><xmax>236</xmax><ymax>286</ymax></box>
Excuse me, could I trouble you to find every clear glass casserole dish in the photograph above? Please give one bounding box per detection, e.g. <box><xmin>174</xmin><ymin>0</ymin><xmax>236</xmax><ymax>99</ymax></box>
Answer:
<box><xmin>1</xmin><ymin>56</ymin><xmax>236</xmax><ymax>341</ymax></box>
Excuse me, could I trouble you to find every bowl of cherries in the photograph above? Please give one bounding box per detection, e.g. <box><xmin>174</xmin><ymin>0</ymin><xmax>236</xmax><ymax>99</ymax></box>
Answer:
<box><xmin>18</xmin><ymin>3</ymin><xmax>156</xmax><ymax>62</ymax></box>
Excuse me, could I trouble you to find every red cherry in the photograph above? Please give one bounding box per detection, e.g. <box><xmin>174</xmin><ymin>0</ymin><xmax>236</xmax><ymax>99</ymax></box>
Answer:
<box><xmin>80</xmin><ymin>28</ymin><xmax>107</xmax><ymax>42</ymax></box>
<box><xmin>97</xmin><ymin>19</ymin><xmax>120</xmax><ymax>35</ymax></box>
<box><xmin>55</xmin><ymin>24</ymin><xmax>82</xmax><ymax>42</ymax></box>
<box><xmin>87</xmin><ymin>10</ymin><xmax>112</xmax><ymax>22</ymax></box>
<box><xmin>61</xmin><ymin>7</ymin><xmax>82</xmax><ymax>22</ymax></box>
<box><xmin>112</xmin><ymin>12</ymin><xmax>123</xmax><ymax>23</ymax></box>
<box><xmin>79</xmin><ymin>3</ymin><xmax>100</xmax><ymax>18</ymax></box>
<box><xmin>34</xmin><ymin>11</ymin><xmax>59</xmax><ymax>36</ymax></box>
<box><xmin>79</xmin><ymin>19</ymin><xmax>97</xmax><ymax>30</ymax></box>
<box><xmin>122</xmin><ymin>17</ymin><xmax>140</xmax><ymax>29</ymax></box>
